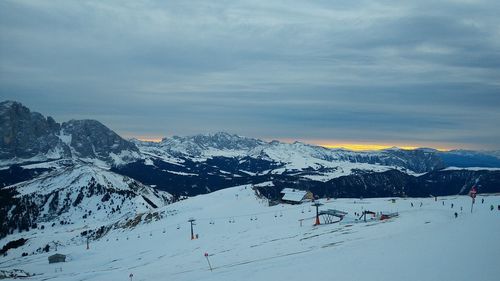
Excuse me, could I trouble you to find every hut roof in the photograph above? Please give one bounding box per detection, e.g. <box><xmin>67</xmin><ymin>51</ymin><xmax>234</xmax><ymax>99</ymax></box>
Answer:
<box><xmin>48</xmin><ymin>253</ymin><xmax>66</xmax><ymax>263</ymax></box>
<box><xmin>281</xmin><ymin>189</ymin><xmax>307</xmax><ymax>202</ymax></box>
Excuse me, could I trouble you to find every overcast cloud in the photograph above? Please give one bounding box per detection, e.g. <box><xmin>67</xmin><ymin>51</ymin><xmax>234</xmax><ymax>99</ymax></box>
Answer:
<box><xmin>1</xmin><ymin>0</ymin><xmax>499</xmax><ymax>149</ymax></box>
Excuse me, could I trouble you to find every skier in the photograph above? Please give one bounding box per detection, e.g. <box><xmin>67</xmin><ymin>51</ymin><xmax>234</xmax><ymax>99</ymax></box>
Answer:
<box><xmin>411</xmin><ymin>203</ymin><xmax>413</xmax><ymax>207</ymax></box>
<box><xmin>451</xmin><ymin>203</ymin><xmax>454</xmax><ymax>208</ymax></box>
<box><xmin>420</xmin><ymin>202</ymin><xmax>423</xmax><ymax>207</ymax></box>
<box><xmin>442</xmin><ymin>201</ymin><xmax>445</xmax><ymax>206</ymax></box>
<box><xmin>454</xmin><ymin>212</ymin><xmax>458</xmax><ymax>218</ymax></box>
<box><xmin>481</xmin><ymin>198</ymin><xmax>484</xmax><ymax>204</ymax></box>
<box><xmin>491</xmin><ymin>205</ymin><xmax>494</xmax><ymax>211</ymax></box>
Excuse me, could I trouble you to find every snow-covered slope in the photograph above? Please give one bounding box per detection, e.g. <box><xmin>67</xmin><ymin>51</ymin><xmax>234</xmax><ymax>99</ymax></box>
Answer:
<box><xmin>1</xmin><ymin>164</ymin><xmax>172</xmax><ymax>238</ymax></box>
<box><xmin>1</xmin><ymin>185</ymin><xmax>499</xmax><ymax>281</ymax></box>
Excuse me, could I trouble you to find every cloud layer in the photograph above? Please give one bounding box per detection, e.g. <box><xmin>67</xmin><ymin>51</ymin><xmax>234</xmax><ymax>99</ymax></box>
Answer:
<box><xmin>1</xmin><ymin>0</ymin><xmax>499</xmax><ymax>149</ymax></box>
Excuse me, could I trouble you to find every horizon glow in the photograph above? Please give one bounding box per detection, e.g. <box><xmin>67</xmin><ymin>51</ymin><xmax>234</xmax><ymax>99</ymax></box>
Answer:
<box><xmin>133</xmin><ymin>135</ymin><xmax>453</xmax><ymax>151</ymax></box>
<box><xmin>4</xmin><ymin>1</ymin><xmax>499</xmax><ymax>150</ymax></box>
<box><xmin>317</xmin><ymin>143</ymin><xmax>450</xmax><ymax>152</ymax></box>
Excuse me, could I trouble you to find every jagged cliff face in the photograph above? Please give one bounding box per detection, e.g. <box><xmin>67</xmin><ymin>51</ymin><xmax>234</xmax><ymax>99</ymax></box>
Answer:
<box><xmin>0</xmin><ymin>101</ymin><xmax>139</xmax><ymax>166</ymax></box>
<box><xmin>183</xmin><ymin>132</ymin><xmax>265</xmax><ymax>151</ymax></box>
<box><xmin>151</xmin><ymin>132</ymin><xmax>265</xmax><ymax>157</ymax></box>
<box><xmin>61</xmin><ymin>119</ymin><xmax>139</xmax><ymax>163</ymax></box>
<box><xmin>0</xmin><ymin>101</ymin><xmax>69</xmax><ymax>160</ymax></box>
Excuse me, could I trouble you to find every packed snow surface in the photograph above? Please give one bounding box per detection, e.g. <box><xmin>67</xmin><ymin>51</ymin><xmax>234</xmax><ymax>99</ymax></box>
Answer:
<box><xmin>1</xmin><ymin>186</ymin><xmax>499</xmax><ymax>281</ymax></box>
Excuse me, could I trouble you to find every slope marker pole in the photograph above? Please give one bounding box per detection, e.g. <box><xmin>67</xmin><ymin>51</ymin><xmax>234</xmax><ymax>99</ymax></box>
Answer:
<box><xmin>204</xmin><ymin>252</ymin><xmax>213</xmax><ymax>271</ymax></box>
<box><xmin>188</xmin><ymin>218</ymin><xmax>196</xmax><ymax>240</ymax></box>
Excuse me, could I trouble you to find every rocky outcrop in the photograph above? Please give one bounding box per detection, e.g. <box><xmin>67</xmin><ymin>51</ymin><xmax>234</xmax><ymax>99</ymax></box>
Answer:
<box><xmin>61</xmin><ymin>119</ymin><xmax>139</xmax><ymax>163</ymax></box>
<box><xmin>158</xmin><ymin>132</ymin><xmax>265</xmax><ymax>157</ymax></box>
<box><xmin>0</xmin><ymin>101</ymin><xmax>139</xmax><ymax>166</ymax></box>
<box><xmin>0</xmin><ymin>101</ymin><xmax>70</xmax><ymax>160</ymax></box>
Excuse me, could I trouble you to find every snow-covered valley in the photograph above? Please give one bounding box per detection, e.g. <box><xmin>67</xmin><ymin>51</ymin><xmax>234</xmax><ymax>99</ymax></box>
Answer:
<box><xmin>2</xmin><ymin>186</ymin><xmax>499</xmax><ymax>281</ymax></box>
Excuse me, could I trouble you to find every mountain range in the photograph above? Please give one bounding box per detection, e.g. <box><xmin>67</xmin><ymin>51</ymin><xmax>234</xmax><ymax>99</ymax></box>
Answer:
<box><xmin>1</xmin><ymin>100</ymin><xmax>500</xmax><ymax>239</ymax></box>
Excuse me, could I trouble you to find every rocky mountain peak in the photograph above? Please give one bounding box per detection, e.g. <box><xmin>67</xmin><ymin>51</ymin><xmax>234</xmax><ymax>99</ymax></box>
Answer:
<box><xmin>0</xmin><ymin>101</ymin><xmax>67</xmax><ymax>160</ymax></box>
<box><xmin>61</xmin><ymin>119</ymin><xmax>139</xmax><ymax>162</ymax></box>
<box><xmin>188</xmin><ymin>132</ymin><xmax>264</xmax><ymax>150</ymax></box>
<box><xmin>0</xmin><ymin>101</ymin><xmax>139</xmax><ymax>166</ymax></box>
<box><xmin>156</xmin><ymin>132</ymin><xmax>265</xmax><ymax>156</ymax></box>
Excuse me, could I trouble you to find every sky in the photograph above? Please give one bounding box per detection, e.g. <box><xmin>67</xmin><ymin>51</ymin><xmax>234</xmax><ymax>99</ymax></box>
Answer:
<box><xmin>1</xmin><ymin>0</ymin><xmax>500</xmax><ymax>150</ymax></box>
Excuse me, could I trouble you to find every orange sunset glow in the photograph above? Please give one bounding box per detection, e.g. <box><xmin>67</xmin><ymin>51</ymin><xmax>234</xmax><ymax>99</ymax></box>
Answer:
<box><xmin>136</xmin><ymin>137</ymin><xmax>163</xmax><ymax>143</ymax></box>
<box><xmin>269</xmin><ymin>137</ymin><xmax>454</xmax><ymax>151</ymax></box>
<box><xmin>134</xmin><ymin>135</ymin><xmax>452</xmax><ymax>151</ymax></box>
<box><xmin>317</xmin><ymin>143</ymin><xmax>451</xmax><ymax>151</ymax></box>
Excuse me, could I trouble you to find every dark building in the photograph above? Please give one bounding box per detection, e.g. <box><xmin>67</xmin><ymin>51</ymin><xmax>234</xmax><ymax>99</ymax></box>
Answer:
<box><xmin>48</xmin><ymin>253</ymin><xmax>66</xmax><ymax>264</ymax></box>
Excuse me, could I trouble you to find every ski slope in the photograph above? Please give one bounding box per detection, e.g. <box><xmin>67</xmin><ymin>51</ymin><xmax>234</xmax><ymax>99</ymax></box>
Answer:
<box><xmin>1</xmin><ymin>186</ymin><xmax>499</xmax><ymax>281</ymax></box>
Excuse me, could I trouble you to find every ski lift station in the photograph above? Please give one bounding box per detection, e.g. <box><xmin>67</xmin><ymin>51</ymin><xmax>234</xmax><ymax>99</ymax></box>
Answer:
<box><xmin>280</xmin><ymin>188</ymin><xmax>313</xmax><ymax>204</ymax></box>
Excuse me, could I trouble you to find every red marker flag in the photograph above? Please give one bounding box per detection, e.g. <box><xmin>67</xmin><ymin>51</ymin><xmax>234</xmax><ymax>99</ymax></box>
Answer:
<box><xmin>204</xmin><ymin>252</ymin><xmax>213</xmax><ymax>271</ymax></box>
<box><xmin>469</xmin><ymin>186</ymin><xmax>477</xmax><ymax>213</ymax></box>
<box><xmin>469</xmin><ymin>186</ymin><xmax>477</xmax><ymax>199</ymax></box>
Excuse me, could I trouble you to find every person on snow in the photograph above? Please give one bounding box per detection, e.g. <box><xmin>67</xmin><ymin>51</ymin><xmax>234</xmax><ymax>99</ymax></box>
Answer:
<box><xmin>454</xmin><ymin>212</ymin><xmax>458</xmax><ymax>218</ymax></box>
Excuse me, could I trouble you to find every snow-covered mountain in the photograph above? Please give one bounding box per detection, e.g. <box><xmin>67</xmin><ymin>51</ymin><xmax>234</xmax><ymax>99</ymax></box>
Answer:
<box><xmin>158</xmin><ymin>132</ymin><xmax>265</xmax><ymax>157</ymax></box>
<box><xmin>1</xmin><ymin>162</ymin><xmax>171</xmax><ymax>239</ymax></box>
<box><xmin>136</xmin><ymin>132</ymin><xmax>443</xmax><ymax>173</ymax></box>
<box><xmin>133</xmin><ymin>132</ymin><xmax>444</xmax><ymax>181</ymax></box>
<box><xmin>3</xmin><ymin>100</ymin><xmax>498</xmax><ymax>179</ymax></box>
<box><xmin>0</xmin><ymin>101</ymin><xmax>140</xmax><ymax>167</ymax></box>
<box><xmin>117</xmin><ymin>133</ymin><xmax>500</xmax><ymax>201</ymax></box>
<box><xmin>2</xmin><ymin>100</ymin><xmax>500</xmax><ymax>235</ymax></box>
<box><xmin>60</xmin><ymin>119</ymin><xmax>140</xmax><ymax>166</ymax></box>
